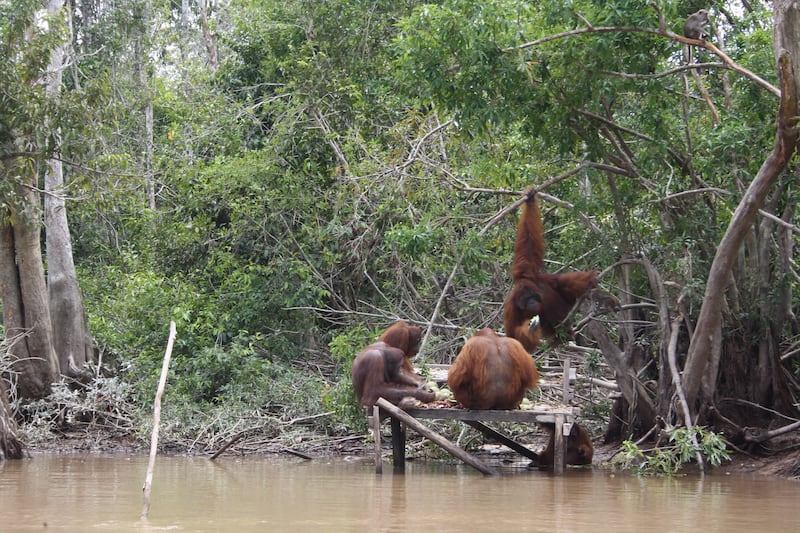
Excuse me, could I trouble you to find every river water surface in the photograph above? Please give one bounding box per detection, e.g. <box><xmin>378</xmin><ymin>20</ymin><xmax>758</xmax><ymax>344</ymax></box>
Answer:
<box><xmin>1</xmin><ymin>453</ymin><xmax>799</xmax><ymax>532</ymax></box>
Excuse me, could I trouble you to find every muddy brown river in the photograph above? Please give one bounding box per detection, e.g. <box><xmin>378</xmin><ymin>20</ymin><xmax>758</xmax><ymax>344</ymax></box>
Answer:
<box><xmin>1</xmin><ymin>453</ymin><xmax>798</xmax><ymax>532</ymax></box>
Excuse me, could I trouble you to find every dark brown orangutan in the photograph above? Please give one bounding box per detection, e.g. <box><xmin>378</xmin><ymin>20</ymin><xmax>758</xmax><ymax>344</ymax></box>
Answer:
<box><xmin>536</xmin><ymin>422</ymin><xmax>594</xmax><ymax>468</ymax></box>
<box><xmin>377</xmin><ymin>320</ymin><xmax>424</xmax><ymax>386</ymax></box>
<box><xmin>503</xmin><ymin>189</ymin><xmax>598</xmax><ymax>352</ymax></box>
<box><xmin>447</xmin><ymin>328</ymin><xmax>540</xmax><ymax>410</ymax></box>
<box><xmin>351</xmin><ymin>322</ymin><xmax>434</xmax><ymax>409</ymax></box>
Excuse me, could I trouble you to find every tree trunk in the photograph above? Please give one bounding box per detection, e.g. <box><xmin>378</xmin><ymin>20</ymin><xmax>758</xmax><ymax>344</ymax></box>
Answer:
<box><xmin>0</xmin><ymin>178</ymin><xmax>60</xmax><ymax>400</ymax></box>
<box><xmin>199</xmin><ymin>0</ymin><xmax>219</xmax><ymax>71</ymax></box>
<box><xmin>44</xmin><ymin>0</ymin><xmax>94</xmax><ymax>379</ymax></box>
<box><xmin>0</xmin><ymin>376</ymin><xmax>25</xmax><ymax>461</ymax></box>
<box><xmin>683</xmin><ymin>2</ymin><xmax>800</xmax><ymax>419</ymax></box>
<box><xmin>133</xmin><ymin>0</ymin><xmax>156</xmax><ymax>210</ymax></box>
<box><xmin>44</xmin><ymin>159</ymin><xmax>94</xmax><ymax>378</ymax></box>
<box><xmin>586</xmin><ymin>317</ymin><xmax>656</xmax><ymax>441</ymax></box>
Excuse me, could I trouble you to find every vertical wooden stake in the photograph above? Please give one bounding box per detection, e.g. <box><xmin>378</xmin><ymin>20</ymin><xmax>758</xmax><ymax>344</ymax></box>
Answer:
<box><xmin>141</xmin><ymin>321</ymin><xmax>176</xmax><ymax>520</ymax></box>
<box><xmin>372</xmin><ymin>404</ymin><xmax>382</xmax><ymax>474</ymax></box>
<box><xmin>562</xmin><ymin>356</ymin><xmax>573</xmax><ymax>405</ymax></box>
<box><xmin>391</xmin><ymin>415</ymin><xmax>406</xmax><ymax>473</ymax></box>
<box><xmin>554</xmin><ymin>413</ymin><xmax>565</xmax><ymax>475</ymax></box>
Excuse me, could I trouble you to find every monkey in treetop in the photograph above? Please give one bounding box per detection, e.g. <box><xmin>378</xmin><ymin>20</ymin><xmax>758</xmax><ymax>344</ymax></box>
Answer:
<box><xmin>683</xmin><ymin>9</ymin><xmax>710</xmax><ymax>63</ymax></box>
<box><xmin>683</xmin><ymin>9</ymin><xmax>710</xmax><ymax>41</ymax></box>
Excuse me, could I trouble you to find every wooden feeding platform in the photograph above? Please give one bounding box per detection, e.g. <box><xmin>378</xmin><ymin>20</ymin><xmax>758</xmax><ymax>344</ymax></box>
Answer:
<box><xmin>368</xmin><ymin>398</ymin><xmax>580</xmax><ymax>476</ymax></box>
<box><xmin>367</xmin><ymin>354</ymin><xmax>587</xmax><ymax>476</ymax></box>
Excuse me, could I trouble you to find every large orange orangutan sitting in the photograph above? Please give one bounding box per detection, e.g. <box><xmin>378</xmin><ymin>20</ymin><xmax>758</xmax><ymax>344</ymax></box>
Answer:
<box><xmin>447</xmin><ymin>328</ymin><xmax>540</xmax><ymax>410</ymax></box>
<box><xmin>351</xmin><ymin>321</ymin><xmax>435</xmax><ymax>409</ymax></box>
<box><xmin>503</xmin><ymin>189</ymin><xmax>598</xmax><ymax>352</ymax></box>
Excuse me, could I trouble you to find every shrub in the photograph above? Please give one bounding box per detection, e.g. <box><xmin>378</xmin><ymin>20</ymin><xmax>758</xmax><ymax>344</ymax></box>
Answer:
<box><xmin>617</xmin><ymin>426</ymin><xmax>731</xmax><ymax>476</ymax></box>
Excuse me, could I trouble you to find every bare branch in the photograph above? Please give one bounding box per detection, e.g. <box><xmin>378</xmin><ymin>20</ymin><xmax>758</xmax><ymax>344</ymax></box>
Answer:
<box><xmin>745</xmin><ymin>419</ymin><xmax>800</xmax><ymax>443</ymax></box>
<box><xmin>600</xmin><ymin>62</ymin><xmax>728</xmax><ymax>80</ymax></box>
<box><xmin>503</xmin><ymin>20</ymin><xmax>780</xmax><ymax>97</ymax></box>
<box><xmin>506</xmin><ymin>26</ymin><xmax>661</xmax><ymax>52</ymax></box>
<box><xmin>652</xmin><ymin>187</ymin><xmax>732</xmax><ymax>203</ymax></box>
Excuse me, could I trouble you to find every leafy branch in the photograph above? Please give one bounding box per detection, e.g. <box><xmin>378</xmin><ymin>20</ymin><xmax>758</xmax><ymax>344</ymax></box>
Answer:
<box><xmin>503</xmin><ymin>4</ymin><xmax>780</xmax><ymax>97</ymax></box>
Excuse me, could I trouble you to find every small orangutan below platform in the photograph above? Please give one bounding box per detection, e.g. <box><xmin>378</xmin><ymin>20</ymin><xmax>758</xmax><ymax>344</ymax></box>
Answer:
<box><xmin>534</xmin><ymin>422</ymin><xmax>594</xmax><ymax>468</ymax></box>
<box><xmin>447</xmin><ymin>328</ymin><xmax>540</xmax><ymax>410</ymax></box>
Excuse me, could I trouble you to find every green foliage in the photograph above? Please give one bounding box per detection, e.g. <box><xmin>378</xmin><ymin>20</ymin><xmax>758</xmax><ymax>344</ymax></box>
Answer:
<box><xmin>386</xmin><ymin>221</ymin><xmax>440</xmax><ymax>257</ymax></box>
<box><xmin>0</xmin><ymin>0</ymin><xmax>67</xmax><ymax>183</ymax></box>
<box><xmin>618</xmin><ymin>427</ymin><xmax>731</xmax><ymax>476</ymax></box>
<box><xmin>394</xmin><ymin>1</ymin><xmax>539</xmax><ymax>135</ymax></box>
<box><xmin>172</xmin><ymin>333</ymin><xmax>269</xmax><ymax>403</ymax></box>
<box><xmin>325</xmin><ymin>325</ymin><xmax>376</xmax><ymax>432</ymax></box>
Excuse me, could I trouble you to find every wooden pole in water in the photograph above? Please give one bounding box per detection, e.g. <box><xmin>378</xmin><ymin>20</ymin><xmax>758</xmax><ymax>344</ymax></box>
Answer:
<box><xmin>141</xmin><ymin>321</ymin><xmax>177</xmax><ymax>520</ymax></box>
<box><xmin>553</xmin><ymin>414</ymin><xmax>565</xmax><ymax>475</ymax></box>
<box><xmin>372</xmin><ymin>404</ymin><xmax>382</xmax><ymax>474</ymax></box>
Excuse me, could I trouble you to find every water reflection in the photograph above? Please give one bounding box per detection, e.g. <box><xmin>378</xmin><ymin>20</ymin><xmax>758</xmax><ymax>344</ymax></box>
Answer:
<box><xmin>0</xmin><ymin>453</ymin><xmax>798</xmax><ymax>532</ymax></box>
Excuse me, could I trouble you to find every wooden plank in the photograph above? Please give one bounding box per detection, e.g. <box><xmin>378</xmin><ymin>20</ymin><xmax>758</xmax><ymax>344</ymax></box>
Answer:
<box><xmin>376</xmin><ymin>398</ymin><xmax>497</xmax><ymax>476</ymax></box>
<box><xmin>404</xmin><ymin>407</ymin><xmax>575</xmax><ymax>424</ymax></box>
<box><xmin>370</xmin><ymin>403</ymin><xmax>580</xmax><ymax>476</ymax></box>
<box><xmin>463</xmin><ymin>420</ymin><xmax>540</xmax><ymax>462</ymax></box>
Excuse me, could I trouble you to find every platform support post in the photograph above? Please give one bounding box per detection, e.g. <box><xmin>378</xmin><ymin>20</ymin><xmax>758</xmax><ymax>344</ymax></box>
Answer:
<box><xmin>554</xmin><ymin>413</ymin><xmax>565</xmax><ymax>475</ymax></box>
<box><xmin>376</xmin><ymin>398</ymin><xmax>497</xmax><ymax>476</ymax></box>
<box><xmin>391</xmin><ymin>416</ymin><xmax>406</xmax><ymax>472</ymax></box>
<box><xmin>372</xmin><ymin>404</ymin><xmax>382</xmax><ymax>474</ymax></box>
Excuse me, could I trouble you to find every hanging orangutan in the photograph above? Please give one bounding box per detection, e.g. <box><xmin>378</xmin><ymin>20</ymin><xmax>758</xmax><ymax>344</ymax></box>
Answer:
<box><xmin>503</xmin><ymin>188</ymin><xmax>598</xmax><ymax>352</ymax></box>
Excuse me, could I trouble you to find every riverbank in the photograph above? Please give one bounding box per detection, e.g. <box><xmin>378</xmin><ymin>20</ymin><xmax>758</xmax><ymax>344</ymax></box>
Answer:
<box><xmin>19</xmin><ymin>426</ymin><xmax>800</xmax><ymax>480</ymax></box>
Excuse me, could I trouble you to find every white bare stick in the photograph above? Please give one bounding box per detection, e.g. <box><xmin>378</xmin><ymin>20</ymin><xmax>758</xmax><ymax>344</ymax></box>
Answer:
<box><xmin>141</xmin><ymin>321</ymin><xmax>177</xmax><ymax>520</ymax></box>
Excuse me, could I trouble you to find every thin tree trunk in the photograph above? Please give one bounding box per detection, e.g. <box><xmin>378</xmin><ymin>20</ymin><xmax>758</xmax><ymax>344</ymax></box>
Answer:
<box><xmin>584</xmin><ymin>318</ymin><xmax>656</xmax><ymax>437</ymax></box>
<box><xmin>133</xmin><ymin>1</ymin><xmax>156</xmax><ymax>209</ymax></box>
<box><xmin>181</xmin><ymin>0</ymin><xmax>190</xmax><ymax>62</ymax></box>
<box><xmin>199</xmin><ymin>0</ymin><xmax>219</xmax><ymax>71</ymax></box>
<box><xmin>44</xmin><ymin>0</ymin><xmax>94</xmax><ymax>379</ymax></box>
